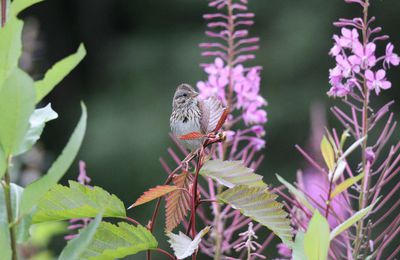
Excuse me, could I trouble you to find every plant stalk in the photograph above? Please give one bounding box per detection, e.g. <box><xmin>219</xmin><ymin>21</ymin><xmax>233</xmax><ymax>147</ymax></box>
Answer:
<box><xmin>1</xmin><ymin>0</ymin><xmax>6</xmax><ymax>27</ymax></box>
<box><xmin>214</xmin><ymin>1</ymin><xmax>235</xmax><ymax>259</ymax></box>
<box><xmin>2</xmin><ymin>156</ymin><xmax>17</xmax><ymax>260</ymax></box>
<box><xmin>353</xmin><ymin>1</ymin><xmax>370</xmax><ymax>257</ymax></box>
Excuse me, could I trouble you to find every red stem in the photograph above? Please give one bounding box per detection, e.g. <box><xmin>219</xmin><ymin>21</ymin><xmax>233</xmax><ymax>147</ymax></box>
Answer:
<box><xmin>1</xmin><ymin>0</ymin><xmax>6</xmax><ymax>27</ymax></box>
<box><xmin>189</xmin><ymin>151</ymin><xmax>204</xmax><ymax>260</ymax></box>
<box><xmin>125</xmin><ymin>216</ymin><xmax>141</xmax><ymax>226</ymax></box>
<box><xmin>325</xmin><ymin>174</ymin><xmax>335</xmax><ymax>218</ymax></box>
<box><xmin>153</xmin><ymin>248</ymin><xmax>177</xmax><ymax>260</ymax></box>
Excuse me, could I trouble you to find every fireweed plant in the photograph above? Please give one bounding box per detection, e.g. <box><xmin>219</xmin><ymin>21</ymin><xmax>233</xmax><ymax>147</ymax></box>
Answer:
<box><xmin>275</xmin><ymin>0</ymin><xmax>400</xmax><ymax>259</ymax></box>
<box><xmin>1</xmin><ymin>1</ymin><xmax>399</xmax><ymax>260</ymax></box>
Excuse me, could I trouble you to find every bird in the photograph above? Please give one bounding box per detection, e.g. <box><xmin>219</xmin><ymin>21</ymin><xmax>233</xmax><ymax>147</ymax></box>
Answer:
<box><xmin>170</xmin><ymin>83</ymin><xmax>225</xmax><ymax>151</ymax></box>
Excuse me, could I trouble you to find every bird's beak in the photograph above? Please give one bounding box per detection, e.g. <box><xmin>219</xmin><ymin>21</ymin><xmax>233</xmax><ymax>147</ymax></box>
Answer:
<box><xmin>191</xmin><ymin>91</ymin><xmax>199</xmax><ymax>98</ymax></box>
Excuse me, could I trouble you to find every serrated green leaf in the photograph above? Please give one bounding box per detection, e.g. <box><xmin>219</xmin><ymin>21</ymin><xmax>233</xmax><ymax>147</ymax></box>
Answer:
<box><xmin>32</xmin><ymin>181</ymin><xmax>126</xmax><ymax>222</ymax></box>
<box><xmin>292</xmin><ymin>231</ymin><xmax>306</xmax><ymax>260</ymax></box>
<box><xmin>61</xmin><ymin>220</ymin><xmax>158</xmax><ymax>260</ymax></box>
<box><xmin>199</xmin><ymin>160</ymin><xmax>266</xmax><ymax>188</ymax></box>
<box><xmin>35</xmin><ymin>44</ymin><xmax>86</xmax><ymax>103</ymax></box>
<box><xmin>331</xmin><ymin>172</ymin><xmax>364</xmax><ymax>199</ymax></box>
<box><xmin>330</xmin><ymin>204</ymin><xmax>373</xmax><ymax>241</ymax></box>
<box><xmin>167</xmin><ymin>226</ymin><xmax>210</xmax><ymax>259</ymax></box>
<box><xmin>59</xmin><ymin>213</ymin><xmax>102</xmax><ymax>260</ymax></box>
<box><xmin>16</xmin><ymin>103</ymin><xmax>58</xmax><ymax>155</ymax></box>
<box><xmin>10</xmin><ymin>0</ymin><xmax>43</xmax><ymax>15</ymax></box>
<box><xmin>218</xmin><ymin>185</ymin><xmax>292</xmax><ymax>246</ymax></box>
<box><xmin>0</xmin><ymin>68</ymin><xmax>35</xmax><ymax>156</ymax></box>
<box><xmin>304</xmin><ymin>211</ymin><xmax>330</xmax><ymax>260</ymax></box>
<box><xmin>0</xmin><ymin>17</ymin><xmax>23</xmax><ymax>86</ymax></box>
<box><xmin>20</xmin><ymin>103</ymin><xmax>87</xmax><ymax>215</ymax></box>
<box><xmin>321</xmin><ymin>136</ymin><xmax>335</xmax><ymax>171</ymax></box>
<box><xmin>276</xmin><ymin>174</ymin><xmax>314</xmax><ymax>212</ymax></box>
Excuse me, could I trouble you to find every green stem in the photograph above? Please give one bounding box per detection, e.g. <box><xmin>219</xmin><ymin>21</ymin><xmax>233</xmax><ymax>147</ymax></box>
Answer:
<box><xmin>2</xmin><ymin>156</ymin><xmax>17</xmax><ymax>260</ymax></box>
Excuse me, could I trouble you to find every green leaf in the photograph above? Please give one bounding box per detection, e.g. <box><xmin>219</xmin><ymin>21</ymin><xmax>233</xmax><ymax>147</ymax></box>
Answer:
<box><xmin>167</xmin><ymin>226</ymin><xmax>210</xmax><ymax>259</ymax></box>
<box><xmin>328</xmin><ymin>159</ymin><xmax>347</xmax><ymax>183</ymax></box>
<box><xmin>339</xmin><ymin>135</ymin><xmax>367</xmax><ymax>160</ymax></box>
<box><xmin>276</xmin><ymin>174</ymin><xmax>314</xmax><ymax>212</ymax></box>
<box><xmin>20</xmin><ymin>103</ymin><xmax>87</xmax><ymax>215</ymax></box>
<box><xmin>321</xmin><ymin>136</ymin><xmax>335</xmax><ymax>171</ymax></box>
<box><xmin>340</xmin><ymin>130</ymin><xmax>350</xmax><ymax>149</ymax></box>
<box><xmin>0</xmin><ymin>183</ymin><xmax>31</xmax><ymax>243</ymax></box>
<box><xmin>331</xmin><ymin>172</ymin><xmax>364</xmax><ymax>199</ymax></box>
<box><xmin>10</xmin><ymin>0</ymin><xmax>43</xmax><ymax>15</ymax></box>
<box><xmin>0</xmin><ymin>220</ymin><xmax>11</xmax><ymax>260</ymax></box>
<box><xmin>218</xmin><ymin>185</ymin><xmax>292</xmax><ymax>246</ymax></box>
<box><xmin>199</xmin><ymin>160</ymin><xmax>266</xmax><ymax>188</ymax></box>
<box><xmin>30</xmin><ymin>221</ymin><xmax>67</xmax><ymax>247</ymax></box>
<box><xmin>0</xmin><ymin>185</ymin><xmax>11</xmax><ymax>260</ymax></box>
<box><xmin>35</xmin><ymin>44</ymin><xmax>86</xmax><ymax>103</ymax></box>
<box><xmin>32</xmin><ymin>181</ymin><xmax>126</xmax><ymax>222</ymax></box>
<box><xmin>304</xmin><ymin>211</ymin><xmax>330</xmax><ymax>260</ymax></box>
<box><xmin>59</xmin><ymin>213</ymin><xmax>103</xmax><ymax>260</ymax></box>
<box><xmin>0</xmin><ymin>148</ymin><xmax>6</xmax><ymax>180</ymax></box>
<box><xmin>0</xmin><ymin>68</ymin><xmax>35</xmax><ymax>156</ymax></box>
<box><xmin>292</xmin><ymin>231</ymin><xmax>306</xmax><ymax>260</ymax></box>
<box><xmin>330</xmin><ymin>204</ymin><xmax>373</xmax><ymax>241</ymax></box>
<box><xmin>0</xmin><ymin>17</ymin><xmax>23</xmax><ymax>85</ymax></box>
<box><xmin>61</xmin><ymin>220</ymin><xmax>158</xmax><ymax>260</ymax></box>
<box><xmin>16</xmin><ymin>103</ymin><xmax>58</xmax><ymax>155</ymax></box>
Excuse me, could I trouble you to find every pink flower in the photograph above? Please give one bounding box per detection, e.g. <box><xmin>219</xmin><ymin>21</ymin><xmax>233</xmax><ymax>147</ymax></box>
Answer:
<box><xmin>251</xmin><ymin>125</ymin><xmax>265</xmax><ymax>137</ymax></box>
<box><xmin>339</xmin><ymin>28</ymin><xmax>360</xmax><ymax>49</ymax></box>
<box><xmin>205</xmin><ymin>57</ymin><xmax>229</xmax><ymax>77</ymax></box>
<box><xmin>329</xmin><ymin>66</ymin><xmax>343</xmax><ymax>85</ymax></box>
<box><xmin>328</xmin><ymin>83</ymin><xmax>351</xmax><ymax>97</ymax></box>
<box><xmin>384</xmin><ymin>43</ymin><xmax>400</xmax><ymax>68</ymax></box>
<box><xmin>351</xmin><ymin>42</ymin><xmax>376</xmax><ymax>69</ymax></box>
<box><xmin>243</xmin><ymin>103</ymin><xmax>267</xmax><ymax>125</ymax></box>
<box><xmin>276</xmin><ymin>243</ymin><xmax>292</xmax><ymax>258</ymax></box>
<box><xmin>365</xmin><ymin>69</ymin><xmax>391</xmax><ymax>95</ymax></box>
<box><xmin>336</xmin><ymin>55</ymin><xmax>360</xmax><ymax>77</ymax></box>
<box><xmin>329</xmin><ymin>35</ymin><xmax>342</xmax><ymax>57</ymax></box>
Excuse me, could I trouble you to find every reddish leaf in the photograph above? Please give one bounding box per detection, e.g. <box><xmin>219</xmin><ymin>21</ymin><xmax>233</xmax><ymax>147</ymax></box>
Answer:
<box><xmin>128</xmin><ymin>185</ymin><xmax>178</xmax><ymax>209</ymax></box>
<box><xmin>179</xmin><ymin>132</ymin><xmax>205</xmax><ymax>140</ymax></box>
<box><xmin>213</xmin><ymin>107</ymin><xmax>229</xmax><ymax>132</ymax></box>
<box><xmin>165</xmin><ymin>171</ymin><xmax>193</xmax><ymax>231</ymax></box>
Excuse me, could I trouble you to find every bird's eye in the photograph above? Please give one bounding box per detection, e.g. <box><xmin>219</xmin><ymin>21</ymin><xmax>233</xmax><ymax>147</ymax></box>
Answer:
<box><xmin>182</xmin><ymin>93</ymin><xmax>187</xmax><ymax>97</ymax></box>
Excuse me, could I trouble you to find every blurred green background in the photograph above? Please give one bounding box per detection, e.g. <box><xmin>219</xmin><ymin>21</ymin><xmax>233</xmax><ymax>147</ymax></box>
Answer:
<box><xmin>18</xmin><ymin>0</ymin><xmax>400</xmax><ymax>258</ymax></box>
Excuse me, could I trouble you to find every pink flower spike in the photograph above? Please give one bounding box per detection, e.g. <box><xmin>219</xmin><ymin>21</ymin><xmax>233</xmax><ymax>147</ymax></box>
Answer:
<box><xmin>365</xmin><ymin>69</ymin><xmax>392</xmax><ymax>95</ymax></box>
<box><xmin>384</xmin><ymin>43</ymin><xmax>400</xmax><ymax>68</ymax></box>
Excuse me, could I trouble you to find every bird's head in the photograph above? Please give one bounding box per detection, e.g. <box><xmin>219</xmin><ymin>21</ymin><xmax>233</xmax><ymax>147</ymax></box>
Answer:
<box><xmin>173</xmin><ymin>83</ymin><xmax>199</xmax><ymax>109</ymax></box>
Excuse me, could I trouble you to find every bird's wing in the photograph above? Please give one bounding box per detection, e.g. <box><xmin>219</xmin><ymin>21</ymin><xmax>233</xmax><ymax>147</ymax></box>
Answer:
<box><xmin>199</xmin><ymin>96</ymin><xmax>225</xmax><ymax>134</ymax></box>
